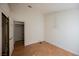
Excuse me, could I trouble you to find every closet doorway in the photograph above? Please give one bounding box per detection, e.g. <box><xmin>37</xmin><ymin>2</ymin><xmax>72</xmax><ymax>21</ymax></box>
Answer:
<box><xmin>14</xmin><ymin>21</ymin><xmax>24</xmax><ymax>48</ymax></box>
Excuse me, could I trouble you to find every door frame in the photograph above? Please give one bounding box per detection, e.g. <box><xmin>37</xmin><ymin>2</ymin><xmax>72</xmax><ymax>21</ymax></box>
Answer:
<box><xmin>13</xmin><ymin>20</ymin><xmax>25</xmax><ymax>47</ymax></box>
<box><xmin>2</xmin><ymin>12</ymin><xmax>9</xmax><ymax>56</ymax></box>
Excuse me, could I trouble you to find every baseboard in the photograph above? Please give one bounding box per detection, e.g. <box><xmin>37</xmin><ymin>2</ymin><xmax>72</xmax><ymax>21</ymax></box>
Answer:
<box><xmin>9</xmin><ymin>45</ymin><xmax>14</xmax><ymax>56</ymax></box>
<box><xmin>11</xmin><ymin>46</ymin><xmax>14</xmax><ymax>56</ymax></box>
<box><xmin>25</xmin><ymin>40</ymin><xmax>45</xmax><ymax>46</ymax></box>
<box><xmin>46</xmin><ymin>40</ymin><xmax>79</xmax><ymax>56</ymax></box>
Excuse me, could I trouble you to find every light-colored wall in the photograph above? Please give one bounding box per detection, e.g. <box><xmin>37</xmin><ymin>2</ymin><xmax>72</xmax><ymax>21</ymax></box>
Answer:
<box><xmin>45</xmin><ymin>8</ymin><xmax>79</xmax><ymax>55</ymax></box>
<box><xmin>0</xmin><ymin>3</ymin><xmax>10</xmax><ymax>55</ymax></box>
<box><xmin>9</xmin><ymin>16</ymin><xmax>14</xmax><ymax>56</ymax></box>
<box><xmin>11</xmin><ymin>6</ymin><xmax>44</xmax><ymax>46</ymax></box>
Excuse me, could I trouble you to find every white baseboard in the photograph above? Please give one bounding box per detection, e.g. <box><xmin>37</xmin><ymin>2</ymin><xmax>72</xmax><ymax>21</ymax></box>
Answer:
<box><xmin>9</xmin><ymin>46</ymin><xmax>14</xmax><ymax>56</ymax></box>
<box><xmin>46</xmin><ymin>40</ymin><xmax>79</xmax><ymax>56</ymax></box>
<box><xmin>25</xmin><ymin>40</ymin><xmax>44</xmax><ymax>46</ymax></box>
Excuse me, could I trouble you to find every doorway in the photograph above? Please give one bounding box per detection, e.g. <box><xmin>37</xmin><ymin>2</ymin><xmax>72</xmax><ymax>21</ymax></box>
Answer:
<box><xmin>14</xmin><ymin>21</ymin><xmax>24</xmax><ymax>48</ymax></box>
<box><xmin>2</xmin><ymin>13</ymin><xmax>9</xmax><ymax>56</ymax></box>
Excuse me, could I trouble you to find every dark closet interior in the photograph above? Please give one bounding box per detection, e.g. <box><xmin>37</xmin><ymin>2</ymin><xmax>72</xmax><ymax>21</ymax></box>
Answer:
<box><xmin>14</xmin><ymin>21</ymin><xmax>24</xmax><ymax>47</ymax></box>
<box><xmin>2</xmin><ymin>13</ymin><xmax>9</xmax><ymax>56</ymax></box>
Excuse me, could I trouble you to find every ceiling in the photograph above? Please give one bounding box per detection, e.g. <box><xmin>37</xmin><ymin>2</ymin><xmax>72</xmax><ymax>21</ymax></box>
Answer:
<box><xmin>9</xmin><ymin>3</ymin><xmax>79</xmax><ymax>14</ymax></box>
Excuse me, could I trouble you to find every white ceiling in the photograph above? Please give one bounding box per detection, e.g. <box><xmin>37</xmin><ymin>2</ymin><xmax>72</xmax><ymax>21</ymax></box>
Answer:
<box><xmin>9</xmin><ymin>3</ymin><xmax>79</xmax><ymax>14</ymax></box>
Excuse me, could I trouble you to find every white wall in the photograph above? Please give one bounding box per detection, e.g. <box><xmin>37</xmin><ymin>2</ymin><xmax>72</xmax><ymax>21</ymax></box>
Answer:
<box><xmin>11</xmin><ymin>5</ymin><xmax>44</xmax><ymax>46</ymax></box>
<box><xmin>45</xmin><ymin>8</ymin><xmax>79</xmax><ymax>55</ymax></box>
<box><xmin>0</xmin><ymin>3</ymin><xmax>10</xmax><ymax>56</ymax></box>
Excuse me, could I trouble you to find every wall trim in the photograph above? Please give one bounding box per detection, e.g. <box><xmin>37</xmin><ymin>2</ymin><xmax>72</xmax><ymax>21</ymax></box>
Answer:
<box><xmin>25</xmin><ymin>40</ymin><xmax>45</xmax><ymax>46</ymax></box>
<box><xmin>10</xmin><ymin>46</ymin><xmax>14</xmax><ymax>56</ymax></box>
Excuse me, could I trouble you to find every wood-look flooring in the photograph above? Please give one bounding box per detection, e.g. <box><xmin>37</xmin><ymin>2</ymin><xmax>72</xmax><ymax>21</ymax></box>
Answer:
<box><xmin>12</xmin><ymin>41</ymin><xmax>74</xmax><ymax>56</ymax></box>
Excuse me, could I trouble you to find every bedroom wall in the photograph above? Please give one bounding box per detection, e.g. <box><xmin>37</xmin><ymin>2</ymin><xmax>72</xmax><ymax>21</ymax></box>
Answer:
<box><xmin>10</xmin><ymin>5</ymin><xmax>44</xmax><ymax>46</ymax></box>
<box><xmin>45</xmin><ymin>8</ymin><xmax>79</xmax><ymax>55</ymax></box>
